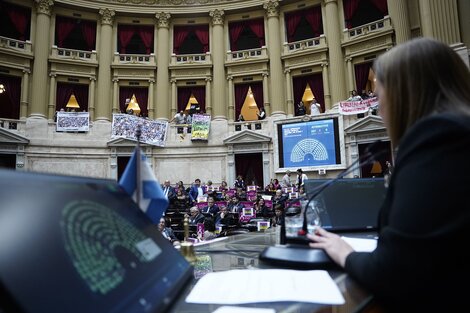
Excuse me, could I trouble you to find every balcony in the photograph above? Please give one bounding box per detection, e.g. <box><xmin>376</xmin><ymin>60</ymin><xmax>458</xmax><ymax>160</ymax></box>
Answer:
<box><xmin>226</xmin><ymin>46</ymin><xmax>268</xmax><ymax>63</ymax></box>
<box><xmin>113</xmin><ymin>52</ymin><xmax>156</xmax><ymax>67</ymax></box>
<box><xmin>51</xmin><ymin>46</ymin><xmax>97</xmax><ymax>63</ymax></box>
<box><xmin>170</xmin><ymin>52</ymin><xmax>212</xmax><ymax>67</ymax></box>
<box><xmin>343</xmin><ymin>16</ymin><xmax>392</xmax><ymax>42</ymax></box>
<box><xmin>283</xmin><ymin>35</ymin><xmax>327</xmax><ymax>55</ymax></box>
<box><xmin>0</xmin><ymin>118</ymin><xmax>23</xmax><ymax>131</ymax></box>
<box><xmin>0</xmin><ymin>36</ymin><xmax>32</xmax><ymax>55</ymax></box>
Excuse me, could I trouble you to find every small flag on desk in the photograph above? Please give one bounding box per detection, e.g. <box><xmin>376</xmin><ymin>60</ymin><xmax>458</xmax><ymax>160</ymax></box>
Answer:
<box><xmin>119</xmin><ymin>148</ymin><xmax>168</xmax><ymax>223</ymax></box>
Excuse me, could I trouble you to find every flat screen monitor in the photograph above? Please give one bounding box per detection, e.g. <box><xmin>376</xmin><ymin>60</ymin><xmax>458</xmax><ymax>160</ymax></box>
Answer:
<box><xmin>277</xmin><ymin>117</ymin><xmax>341</xmax><ymax>168</ymax></box>
<box><xmin>0</xmin><ymin>169</ymin><xmax>192</xmax><ymax>313</ymax></box>
<box><xmin>304</xmin><ymin>178</ymin><xmax>386</xmax><ymax>232</ymax></box>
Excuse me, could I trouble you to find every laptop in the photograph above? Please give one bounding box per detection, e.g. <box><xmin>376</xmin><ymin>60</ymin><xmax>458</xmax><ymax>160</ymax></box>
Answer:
<box><xmin>0</xmin><ymin>169</ymin><xmax>193</xmax><ymax>313</ymax></box>
<box><xmin>303</xmin><ymin>177</ymin><xmax>386</xmax><ymax>233</ymax></box>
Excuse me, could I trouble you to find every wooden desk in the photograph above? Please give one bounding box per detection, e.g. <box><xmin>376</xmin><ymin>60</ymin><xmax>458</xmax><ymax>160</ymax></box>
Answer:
<box><xmin>168</xmin><ymin>229</ymin><xmax>380</xmax><ymax>312</ymax></box>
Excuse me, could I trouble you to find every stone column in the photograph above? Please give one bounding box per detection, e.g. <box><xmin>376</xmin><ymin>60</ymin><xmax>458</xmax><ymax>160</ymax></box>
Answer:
<box><xmin>387</xmin><ymin>0</ymin><xmax>411</xmax><ymax>44</ymax></box>
<box><xmin>321</xmin><ymin>62</ymin><xmax>331</xmax><ymax>110</ymax></box>
<box><xmin>112</xmin><ymin>78</ymin><xmax>119</xmax><ymax>113</ymax></box>
<box><xmin>155</xmin><ymin>12</ymin><xmax>171</xmax><ymax>120</ymax></box>
<box><xmin>30</xmin><ymin>0</ymin><xmax>54</xmax><ymax>118</ymax></box>
<box><xmin>227</xmin><ymin>75</ymin><xmax>234</xmax><ymax>122</ymax></box>
<box><xmin>346</xmin><ymin>57</ymin><xmax>354</xmax><ymax>93</ymax></box>
<box><xmin>324</xmin><ymin>0</ymin><xmax>347</xmax><ymax>104</ymax></box>
<box><xmin>95</xmin><ymin>8</ymin><xmax>115</xmax><ymax>122</ymax></box>
<box><xmin>147</xmin><ymin>79</ymin><xmax>155</xmax><ymax>119</ymax></box>
<box><xmin>284</xmin><ymin>69</ymin><xmax>293</xmax><ymax>117</ymax></box>
<box><xmin>88</xmin><ymin>77</ymin><xmax>96</xmax><ymax>120</ymax></box>
<box><xmin>262</xmin><ymin>72</ymin><xmax>270</xmax><ymax>115</ymax></box>
<box><xmin>48</xmin><ymin>72</ymin><xmax>56</xmax><ymax>120</ymax></box>
<box><xmin>170</xmin><ymin>79</ymin><xmax>177</xmax><ymax>117</ymax></box>
<box><xmin>418</xmin><ymin>0</ymin><xmax>461</xmax><ymax>44</ymax></box>
<box><xmin>205</xmin><ymin>77</ymin><xmax>212</xmax><ymax>115</ymax></box>
<box><xmin>20</xmin><ymin>69</ymin><xmax>30</xmax><ymax>119</ymax></box>
<box><xmin>263</xmin><ymin>0</ymin><xmax>285</xmax><ymax>116</ymax></box>
<box><xmin>209</xmin><ymin>9</ymin><xmax>226</xmax><ymax>120</ymax></box>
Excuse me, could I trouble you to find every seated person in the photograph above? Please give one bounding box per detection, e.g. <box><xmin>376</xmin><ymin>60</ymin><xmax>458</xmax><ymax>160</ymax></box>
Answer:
<box><xmin>271</xmin><ymin>189</ymin><xmax>287</xmax><ymax>208</ymax></box>
<box><xmin>214</xmin><ymin>206</ymin><xmax>237</xmax><ymax>227</ymax></box>
<box><xmin>200</xmin><ymin>196</ymin><xmax>220</xmax><ymax>216</ymax></box>
<box><xmin>254</xmin><ymin>197</ymin><xmax>273</xmax><ymax>218</ymax></box>
<box><xmin>227</xmin><ymin>195</ymin><xmax>245</xmax><ymax>214</ymax></box>
<box><xmin>198</xmin><ymin>218</ymin><xmax>218</xmax><ymax>241</ymax></box>
<box><xmin>235</xmin><ymin>187</ymin><xmax>247</xmax><ymax>201</ymax></box>
<box><xmin>158</xmin><ymin>217</ymin><xmax>180</xmax><ymax>246</ymax></box>
<box><xmin>187</xmin><ymin>206</ymin><xmax>205</xmax><ymax>225</ymax></box>
<box><xmin>271</xmin><ymin>204</ymin><xmax>285</xmax><ymax>227</ymax></box>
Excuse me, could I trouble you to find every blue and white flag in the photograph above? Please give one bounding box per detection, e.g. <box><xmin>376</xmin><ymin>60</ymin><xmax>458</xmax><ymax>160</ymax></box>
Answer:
<box><xmin>119</xmin><ymin>148</ymin><xmax>168</xmax><ymax>223</ymax></box>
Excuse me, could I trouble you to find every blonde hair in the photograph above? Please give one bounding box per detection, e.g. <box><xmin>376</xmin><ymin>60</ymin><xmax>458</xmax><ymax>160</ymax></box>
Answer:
<box><xmin>373</xmin><ymin>37</ymin><xmax>470</xmax><ymax>148</ymax></box>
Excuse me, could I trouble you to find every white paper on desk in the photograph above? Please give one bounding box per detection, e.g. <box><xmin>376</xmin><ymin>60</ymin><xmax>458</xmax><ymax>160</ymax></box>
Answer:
<box><xmin>341</xmin><ymin>236</ymin><xmax>377</xmax><ymax>252</ymax></box>
<box><xmin>213</xmin><ymin>306</ymin><xmax>275</xmax><ymax>313</ymax></box>
<box><xmin>185</xmin><ymin>269</ymin><xmax>345</xmax><ymax>305</ymax></box>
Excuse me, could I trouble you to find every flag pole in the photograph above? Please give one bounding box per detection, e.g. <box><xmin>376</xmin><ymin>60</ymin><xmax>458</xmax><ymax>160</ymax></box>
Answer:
<box><xmin>135</xmin><ymin>124</ymin><xmax>142</xmax><ymax>208</ymax></box>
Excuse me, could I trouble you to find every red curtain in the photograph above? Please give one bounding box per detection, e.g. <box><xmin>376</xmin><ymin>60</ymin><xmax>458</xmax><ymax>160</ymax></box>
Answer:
<box><xmin>138</xmin><ymin>25</ymin><xmax>154</xmax><ymax>54</ymax></box>
<box><xmin>343</xmin><ymin>0</ymin><xmax>362</xmax><ymax>29</ymax></box>
<box><xmin>81</xmin><ymin>20</ymin><xmax>96</xmax><ymax>51</ymax></box>
<box><xmin>194</xmin><ymin>25</ymin><xmax>210</xmax><ymax>53</ymax></box>
<box><xmin>173</xmin><ymin>26</ymin><xmax>191</xmax><ymax>54</ymax></box>
<box><xmin>191</xmin><ymin>87</ymin><xmax>206</xmax><ymax>113</ymax></box>
<box><xmin>0</xmin><ymin>75</ymin><xmax>21</xmax><ymax>119</ymax></box>
<box><xmin>305</xmin><ymin>5</ymin><xmax>323</xmax><ymax>37</ymax></box>
<box><xmin>177</xmin><ymin>86</ymin><xmax>206</xmax><ymax>113</ymax></box>
<box><xmin>250</xmin><ymin>82</ymin><xmax>264</xmax><ymax>110</ymax></box>
<box><xmin>248</xmin><ymin>18</ymin><xmax>265</xmax><ymax>46</ymax></box>
<box><xmin>370</xmin><ymin>0</ymin><xmax>389</xmax><ymax>15</ymax></box>
<box><xmin>292</xmin><ymin>73</ymin><xmax>325</xmax><ymax>113</ymax></box>
<box><xmin>119</xmin><ymin>87</ymin><xmax>149</xmax><ymax>116</ymax></box>
<box><xmin>56</xmin><ymin>82</ymin><xmax>89</xmax><ymax>112</ymax></box>
<box><xmin>5</xmin><ymin>3</ymin><xmax>30</xmax><ymax>41</ymax></box>
<box><xmin>354</xmin><ymin>62</ymin><xmax>372</xmax><ymax>93</ymax></box>
<box><xmin>234</xmin><ymin>83</ymin><xmax>250</xmax><ymax>119</ymax></box>
<box><xmin>177</xmin><ymin>87</ymin><xmax>192</xmax><ymax>112</ymax></box>
<box><xmin>56</xmin><ymin>16</ymin><xmax>77</xmax><ymax>47</ymax></box>
<box><xmin>118</xmin><ymin>25</ymin><xmax>136</xmax><ymax>54</ymax></box>
<box><xmin>285</xmin><ymin>10</ymin><xmax>302</xmax><ymax>43</ymax></box>
<box><xmin>229</xmin><ymin>22</ymin><xmax>244</xmax><ymax>51</ymax></box>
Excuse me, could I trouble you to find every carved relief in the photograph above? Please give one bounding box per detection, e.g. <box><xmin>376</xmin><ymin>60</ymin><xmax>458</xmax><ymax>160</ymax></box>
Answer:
<box><xmin>263</xmin><ymin>0</ymin><xmax>279</xmax><ymax>18</ymax></box>
<box><xmin>35</xmin><ymin>0</ymin><xmax>54</xmax><ymax>16</ymax></box>
<box><xmin>209</xmin><ymin>9</ymin><xmax>224</xmax><ymax>25</ymax></box>
<box><xmin>99</xmin><ymin>8</ymin><xmax>115</xmax><ymax>25</ymax></box>
<box><xmin>155</xmin><ymin>12</ymin><xmax>171</xmax><ymax>28</ymax></box>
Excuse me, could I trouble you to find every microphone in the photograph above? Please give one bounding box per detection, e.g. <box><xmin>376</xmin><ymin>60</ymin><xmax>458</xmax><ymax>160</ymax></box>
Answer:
<box><xmin>296</xmin><ymin>140</ymin><xmax>386</xmax><ymax>237</ymax></box>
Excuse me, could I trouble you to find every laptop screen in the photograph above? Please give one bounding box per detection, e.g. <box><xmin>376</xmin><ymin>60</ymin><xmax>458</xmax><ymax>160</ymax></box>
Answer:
<box><xmin>304</xmin><ymin>178</ymin><xmax>386</xmax><ymax>232</ymax></box>
<box><xmin>0</xmin><ymin>169</ymin><xmax>192</xmax><ymax>313</ymax></box>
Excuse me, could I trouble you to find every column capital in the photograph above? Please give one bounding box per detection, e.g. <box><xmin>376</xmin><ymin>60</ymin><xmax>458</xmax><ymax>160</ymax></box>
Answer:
<box><xmin>23</xmin><ymin>68</ymin><xmax>31</xmax><ymax>74</ymax></box>
<box><xmin>321</xmin><ymin>62</ymin><xmax>329</xmax><ymax>67</ymax></box>
<box><xmin>283</xmin><ymin>69</ymin><xmax>290</xmax><ymax>75</ymax></box>
<box><xmin>170</xmin><ymin>79</ymin><xmax>177</xmax><ymax>84</ymax></box>
<box><xmin>345</xmin><ymin>56</ymin><xmax>352</xmax><ymax>62</ymax></box>
<box><xmin>209</xmin><ymin>9</ymin><xmax>225</xmax><ymax>26</ymax></box>
<box><xmin>112</xmin><ymin>78</ymin><xmax>119</xmax><ymax>83</ymax></box>
<box><xmin>263</xmin><ymin>0</ymin><xmax>280</xmax><ymax>18</ymax></box>
<box><xmin>49</xmin><ymin>72</ymin><xmax>57</xmax><ymax>78</ymax></box>
<box><xmin>89</xmin><ymin>76</ymin><xmax>96</xmax><ymax>82</ymax></box>
<box><xmin>226</xmin><ymin>75</ymin><xmax>233</xmax><ymax>81</ymax></box>
<box><xmin>205</xmin><ymin>77</ymin><xmax>212</xmax><ymax>82</ymax></box>
<box><xmin>155</xmin><ymin>12</ymin><xmax>171</xmax><ymax>28</ymax></box>
<box><xmin>35</xmin><ymin>0</ymin><xmax>54</xmax><ymax>16</ymax></box>
<box><xmin>99</xmin><ymin>8</ymin><xmax>115</xmax><ymax>26</ymax></box>
<box><xmin>149</xmin><ymin>78</ymin><xmax>155</xmax><ymax>84</ymax></box>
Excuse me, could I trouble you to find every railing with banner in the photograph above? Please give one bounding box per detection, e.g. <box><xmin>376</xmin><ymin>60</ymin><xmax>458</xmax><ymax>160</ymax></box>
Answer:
<box><xmin>191</xmin><ymin>114</ymin><xmax>211</xmax><ymax>141</ymax></box>
<box><xmin>338</xmin><ymin>97</ymin><xmax>378</xmax><ymax>115</ymax></box>
<box><xmin>56</xmin><ymin>112</ymin><xmax>90</xmax><ymax>132</ymax></box>
<box><xmin>111</xmin><ymin>114</ymin><xmax>168</xmax><ymax>147</ymax></box>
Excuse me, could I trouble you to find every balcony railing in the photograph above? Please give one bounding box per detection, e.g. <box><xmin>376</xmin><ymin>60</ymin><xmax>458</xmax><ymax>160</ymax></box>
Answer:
<box><xmin>283</xmin><ymin>35</ymin><xmax>326</xmax><ymax>54</ymax></box>
<box><xmin>51</xmin><ymin>46</ymin><xmax>97</xmax><ymax>62</ymax></box>
<box><xmin>0</xmin><ymin>118</ymin><xmax>23</xmax><ymax>131</ymax></box>
<box><xmin>170</xmin><ymin>52</ymin><xmax>211</xmax><ymax>66</ymax></box>
<box><xmin>226</xmin><ymin>46</ymin><xmax>268</xmax><ymax>62</ymax></box>
<box><xmin>0</xmin><ymin>36</ymin><xmax>32</xmax><ymax>53</ymax></box>
<box><xmin>343</xmin><ymin>16</ymin><xmax>392</xmax><ymax>41</ymax></box>
<box><xmin>113</xmin><ymin>53</ymin><xmax>156</xmax><ymax>66</ymax></box>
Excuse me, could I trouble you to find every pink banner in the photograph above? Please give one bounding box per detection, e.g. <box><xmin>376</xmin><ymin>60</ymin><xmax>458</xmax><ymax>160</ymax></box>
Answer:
<box><xmin>338</xmin><ymin>97</ymin><xmax>379</xmax><ymax>115</ymax></box>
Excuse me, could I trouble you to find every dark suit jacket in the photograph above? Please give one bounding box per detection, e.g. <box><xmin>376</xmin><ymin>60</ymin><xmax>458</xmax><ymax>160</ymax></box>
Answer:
<box><xmin>345</xmin><ymin>113</ymin><xmax>470</xmax><ymax>312</ymax></box>
<box><xmin>201</xmin><ymin>204</ymin><xmax>219</xmax><ymax>216</ymax></box>
<box><xmin>189</xmin><ymin>184</ymin><xmax>205</xmax><ymax>204</ymax></box>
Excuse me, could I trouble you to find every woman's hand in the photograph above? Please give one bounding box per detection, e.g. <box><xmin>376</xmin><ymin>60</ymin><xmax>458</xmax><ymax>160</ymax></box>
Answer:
<box><xmin>306</xmin><ymin>227</ymin><xmax>354</xmax><ymax>268</ymax></box>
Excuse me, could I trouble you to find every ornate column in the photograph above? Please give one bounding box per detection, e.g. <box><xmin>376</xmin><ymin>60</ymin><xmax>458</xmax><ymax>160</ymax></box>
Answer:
<box><xmin>112</xmin><ymin>78</ymin><xmax>119</xmax><ymax>113</ymax></box>
<box><xmin>263</xmin><ymin>0</ymin><xmax>285</xmax><ymax>116</ymax></box>
<box><xmin>95</xmin><ymin>8</ymin><xmax>115</xmax><ymax>122</ymax></box>
<box><xmin>321</xmin><ymin>62</ymin><xmax>331</xmax><ymax>110</ymax></box>
<box><xmin>262</xmin><ymin>72</ymin><xmax>270</xmax><ymax>115</ymax></box>
<box><xmin>209</xmin><ymin>9</ymin><xmax>226</xmax><ymax>120</ymax></box>
<box><xmin>20</xmin><ymin>69</ymin><xmax>30</xmax><ymax>119</ymax></box>
<box><xmin>170</xmin><ymin>79</ymin><xmax>177</xmax><ymax>117</ymax></box>
<box><xmin>155</xmin><ymin>12</ymin><xmax>171</xmax><ymax>120</ymax></box>
<box><xmin>227</xmin><ymin>75</ymin><xmax>234</xmax><ymax>122</ymax></box>
<box><xmin>30</xmin><ymin>0</ymin><xmax>53</xmax><ymax>118</ymax></box>
<box><xmin>88</xmin><ymin>77</ymin><xmax>96</xmax><ymax>120</ymax></box>
<box><xmin>147</xmin><ymin>79</ymin><xmax>155</xmax><ymax>118</ymax></box>
<box><xmin>205</xmin><ymin>77</ymin><xmax>212</xmax><ymax>115</ymax></box>
<box><xmin>346</xmin><ymin>57</ymin><xmax>354</xmax><ymax>93</ymax></box>
<box><xmin>284</xmin><ymin>69</ymin><xmax>293</xmax><ymax>117</ymax></box>
<box><xmin>418</xmin><ymin>0</ymin><xmax>461</xmax><ymax>44</ymax></box>
<box><xmin>387</xmin><ymin>0</ymin><xmax>411</xmax><ymax>44</ymax></box>
<box><xmin>47</xmin><ymin>72</ymin><xmax>56</xmax><ymax>120</ymax></box>
<box><xmin>324</xmin><ymin>0</ymin><xmax>347</xmax><ymax>104</ymax></box>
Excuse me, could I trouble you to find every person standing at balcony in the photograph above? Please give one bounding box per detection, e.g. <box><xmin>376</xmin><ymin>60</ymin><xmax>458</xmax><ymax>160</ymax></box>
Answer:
<box><xmin>170</xmin><ymin>110</ymin><xmax>186</xmax><ymax>124</ymax></box>
<box><xmin>296</xmin><ymin>101</ymin><xmax>306</xmax><ymax>116</ymax></box>
<box><xmin>310</xmin><ymin>99</ymin><xmax>321</xmax><ymax>115</ymax></box>
<box><xmin>257</xmin><ymin>107</ymin><xmax>266</xmax><ymax>120</ymax></box>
